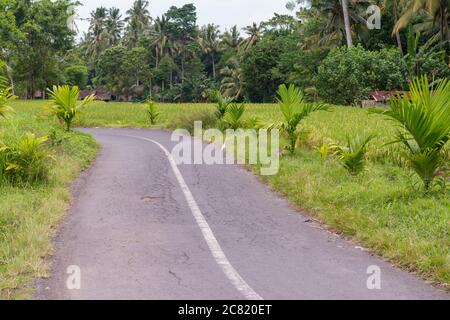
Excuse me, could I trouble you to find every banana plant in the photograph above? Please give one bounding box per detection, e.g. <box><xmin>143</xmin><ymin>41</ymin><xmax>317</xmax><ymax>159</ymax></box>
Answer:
<box><xmin>275</xmin><ymin>84</ymin><xmax>330</xmax><ymax>155</ymax></box>
<box><xmin>47</xmin><ymin>85</ymin><xmax>95</xmax><ymax>131</ymax></box>
<box><xmin>331</xmin><ymin>134</ymin><xmax>375</xmax><ymax>175</ymax></box>
<box><xmin>371</xmin><ymin>76</ymin><xmax>450</xmax><ymax>190</ymax></box>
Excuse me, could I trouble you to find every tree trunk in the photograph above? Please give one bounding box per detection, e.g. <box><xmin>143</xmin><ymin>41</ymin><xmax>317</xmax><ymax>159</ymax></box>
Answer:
<box><xmin>211</xmin><ymin>53</ymin><xmax>216</xmax><ymax>79</ymax></box>
<box><xmin>149</xmin><ymin>77</ymin><xmax>152</xmax><ymax>100</ymax></box>
<box><xmin>395</xmin><ymin>31</ymin><xmax>403</xmax><ymax>55</ymax></box>
<box><xmin>5</xmin><ymin>63</ymin><xmax>15</xmax><ymax>95</ymax></box>
<box><xmin>181</xmin><ymin>56</ymin><xmax>185</xmax><ymax>83</ymax></box>
<box><xmin>341</xmin><ymin>0</ymin><xmax>353</xmax><ymax>47</ymax></box>
<box><xmin>441</xmin><ymin>7</ymin><xmax>450</xmax><ymax>44</ymax></box>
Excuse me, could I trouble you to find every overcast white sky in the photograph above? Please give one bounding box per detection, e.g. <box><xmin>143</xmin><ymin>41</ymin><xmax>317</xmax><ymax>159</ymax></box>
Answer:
<box><xmin>76</xmin><ymin>0</ymin><xmax>291</xmax><ymax>36</ymax></box>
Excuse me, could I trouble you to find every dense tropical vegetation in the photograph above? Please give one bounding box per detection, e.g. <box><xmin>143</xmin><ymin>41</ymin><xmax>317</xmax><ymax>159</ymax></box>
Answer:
<box><xmin>1</xmin><ymin>0</ymin><xmax>448</xmax><ymax>104</ymax></box>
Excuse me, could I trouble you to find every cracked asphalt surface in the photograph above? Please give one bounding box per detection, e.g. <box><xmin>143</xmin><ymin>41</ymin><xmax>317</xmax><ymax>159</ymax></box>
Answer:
<box><xmin>36</xmin><ymin>128</ymin><xmax>449</xmax><ymax>300</ymax></box>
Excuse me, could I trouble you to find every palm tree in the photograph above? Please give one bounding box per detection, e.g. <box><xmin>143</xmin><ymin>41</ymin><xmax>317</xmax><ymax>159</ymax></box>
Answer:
<box><xmin>220</xmin><ymin>57</ymin><xmax>243</xmax><ymax>100</ymax></box>
<box><xmin>198</xmin><ymin>24</ymin><xmax>221</xmax><ymax>80</ymax></box>
<box><xmin>105</xmin><ymin>8</ymin><xmax>124</xmax><ymax>47</ymax></box>
<box><xmin>243</xmin><ymin>22</ymin><xmax>262</xmax><ymax>50</ymax></box>
<box><xmin>222</xmin><ymin>25</ymin><xmax>242</xmax><ymax>49</ymax></box>
<box><xmin>381</xmin><ymin>0</ymin><xmax>404</xmax><ymax>54</ymax></box>
<box><xmin>87</xmin><ymin>7</ymin><xmax>108</xmax><ymax>61</ymax></box>
<box><xmin>302</xmin><ymin>0</ymin><xmax>367</xmax><ymax>48</ymax></box>
<box><xmin>151</xmin><ymin>15</ymin><xmax>169</xmax><ymax>69</ymax></box>
<box><xmin>125</xmin><ymin>0</ymin><xmax>151</xmax><ymax>47</ymax></box>
<box><xmin>394</xmin><ymin>0</ymin><xmax>449</xmax><ymax>44</ymax></box>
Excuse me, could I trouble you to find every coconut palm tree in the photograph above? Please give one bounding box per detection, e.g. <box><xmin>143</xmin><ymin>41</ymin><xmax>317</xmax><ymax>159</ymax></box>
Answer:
<box><xmin>341</xmin><ymin>0</ymin><xmax>353</xmax><ymax>47</ymax></box>
<box><xmin>125</xmin><ymin>0</ymin><xmax>151</xmax><ymax>47</ymax></box>
<box><xmin>220</xmin><ymin>57</ymin><xmax>243</xmax><ymax>100</ymax></box>
<box><xmin>242</xmin><ymin>22</ymin><xmax>262</xmax><ymax>50</ymax></box>
<box><xmin>86</xmin><ymin>7</ymin><xmax>108</xmax><ymax>61</ymax></box>
<box><xmin>105</xmin><ymin>7</ymin><xmax>124</xmax><ymax>47</ymax></box>
<box><xmin>151</xmin><ymin>15</ymin><xmax>170</xmax><ymax>69</ymax></box>
<box><xmin>198</xmin><ymin>24</ymin><xmax>221</xmax><ymax>80</ymax></box>
<box><xmin>394</xmin><ymin>0</ymin><xmax>449</xmax><ymax>44</ymax></box>
<box><xmin>222</xmin><ymin>25</ymin><xmax>242</xmax><ymax>49</ymax></box>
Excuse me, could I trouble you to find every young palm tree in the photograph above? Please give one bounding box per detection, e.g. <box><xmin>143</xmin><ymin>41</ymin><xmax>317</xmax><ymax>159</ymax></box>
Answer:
<box><xmin>211</xmin><ymin>90</ymin><xmax>233</xmax><ymax>120</ymax></box>
<box><xmin>371</xmin><ymin>76</ymin><xmax>450</xmax><ymax>190</ymax></box>
<box><xmin>0</xmin><ymin>62</ymin><xmax>15</xmax><ymax>120</ymax></box>
<box><xmin>0</xmin><ymin>81</ymin><xmax>15</xmax><ymax>120</ymax></box>
<box><xmin>224</xmin><ymin>103</ymin><xmax>246</xmax><ymax>130</ymax></box>
<box><xmin>198</xmin><ymin>24</ymin><xmax>221</xmax><ymax>79</ymax></box>
<box><xmin>331</xmin><ymin>134</ymin><xmax>375</xmax><ymax>175</ymax></box>
<box><xmin>276</xmin><ymin>84</ymin><xmax>330</xmax><ymax>155</ymax></box>
<box><xmin>47</xmin><ymin>86</ymin><xmax>95</xmax><ymax>131</ymax></box>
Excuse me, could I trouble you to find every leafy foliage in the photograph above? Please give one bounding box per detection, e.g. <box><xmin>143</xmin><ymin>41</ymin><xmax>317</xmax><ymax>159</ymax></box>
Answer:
<box><xmin>0</xmin><ymin>63</ymin><xmax>16</xmax><ymax>120</ymax></box>
<box><xmin>211</xmin><ymin>89</ymin><xmax>233</xmax><ymax>119</ymax></box>
<box><xmin>371</xmin><ymin>76</ymin><xmax>450</xmax><ymax>190</ymax></box>
<box><xmin>317</xmin><ymin>45</ymin><xmax>408</xmax><ymax>105</ymax></box>
<box><xmin>146</xmin><ymin>100</ymin><xmax>160</xmax><ymax>125</ymax></box>
<box><xmin>47</xmin><ymin>86</ymin><xmax>96</xmax><ymax>131</ymax></box>
<box><xmin>223</xmin><ymin>103</ymin><xmax>246</xmax><ymax>130</ymax></box>
<box><xmin>0</xmin><ymin>133</ymin><xmax>52</xmax><ymax>185</ymax></box>
<box><xmin>276</xmin><ymin>84</ymin><xmax>330</xmax><ymax>154</ymax></box>
<box><xmin>331</xmin><ymin>134</ymin><xmax>375</xmax><ymax>175</ymax></box>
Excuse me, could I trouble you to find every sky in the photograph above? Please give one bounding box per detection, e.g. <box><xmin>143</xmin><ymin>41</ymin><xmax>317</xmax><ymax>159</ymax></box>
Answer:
<box><xmin>75</xmin><ymin>0</ymin><xmax>291</xmax><ymax>36</ymax></box>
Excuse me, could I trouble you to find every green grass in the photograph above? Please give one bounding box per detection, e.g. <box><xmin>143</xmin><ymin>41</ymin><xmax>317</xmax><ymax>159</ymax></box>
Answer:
<box><xmin>0</xmin><ymin>103</ymin><xmax>98</xmax><ymax>299</ymax></box>
<box><xmin>6</xmin><ymin>100</ymin><xmax>450</xmax><ymax>290</ymax></box>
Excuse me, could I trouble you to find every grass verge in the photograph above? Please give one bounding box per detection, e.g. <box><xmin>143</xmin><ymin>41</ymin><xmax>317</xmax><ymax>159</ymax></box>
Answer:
<box><xmin>0</xmin><ymin>107</ymin><xmax>98</xmax><ymax>299</ymax></box>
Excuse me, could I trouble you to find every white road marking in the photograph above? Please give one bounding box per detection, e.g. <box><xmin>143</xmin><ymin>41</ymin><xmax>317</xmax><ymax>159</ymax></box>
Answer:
<box><xmin>124</xmin><ymin>134</ymin><xmax>263</xmax><ymax>300</ymax></box>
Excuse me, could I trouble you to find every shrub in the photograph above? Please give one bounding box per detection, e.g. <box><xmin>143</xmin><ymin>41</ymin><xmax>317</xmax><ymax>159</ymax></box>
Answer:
<box><xmin>316</xmin><ymin>45</ymin><xmax>407</xmax><ymax>105</ymax></box>
<box><xmin>331</xmin><ymin>134</ymin><xmax>375</xmax><ymax>175</ymax></box>
<box><xmin>371</xmin><ymin>76</ymin><xmax>450</xmax><ymax>190</ymax></box>
<box><xmin>0</xmin><ymin>133</ymin><xmax>52</xmax><ymax>185</ymax></box>
<box><xmin>47</xmin><ymin>85</ymin><xmax>95</xmax><ymax>131</ymax></box>
<box><xmin>64</xmin><ymin>65</ymin><xmax>89</xmax><ymax>88</ymax></box>
<box><xmin>146</xmin><ymin>100</ymin><xmax>160</xmax><ymax>125</ymax></box>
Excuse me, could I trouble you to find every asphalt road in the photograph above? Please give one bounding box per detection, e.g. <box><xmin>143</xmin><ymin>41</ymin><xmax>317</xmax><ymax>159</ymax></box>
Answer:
<box><xmin>36</xmin><ymin>128</ymin><xmax>448</xmax><ymax>300</ymax></box>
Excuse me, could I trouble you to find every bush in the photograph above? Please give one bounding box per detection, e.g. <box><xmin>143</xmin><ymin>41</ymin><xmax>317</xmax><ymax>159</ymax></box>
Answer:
<box><xmin>0</xmin><ymin>133</ymin><xmax>52</xmax><ymax>185</ymax></box>
<box><xmin>316</xmin><ymin>45</ymin><xmax>407</xmax><ymax>105</ymax></box>
<box><xmin>64</xmin><ymin>65</ymin><xmax>89</xmax><ymax>89</ymax></box>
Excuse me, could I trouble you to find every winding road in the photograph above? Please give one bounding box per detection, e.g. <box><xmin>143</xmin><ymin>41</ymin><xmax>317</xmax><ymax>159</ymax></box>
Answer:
<box><xmin>36</xmin><ymin>128</ymin><xmax>448</xmax><ymax>300</ymax></box>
